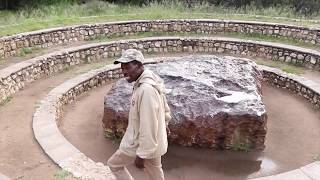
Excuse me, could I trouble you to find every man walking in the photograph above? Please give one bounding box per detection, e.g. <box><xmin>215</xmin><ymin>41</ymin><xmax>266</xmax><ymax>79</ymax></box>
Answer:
<box><xmin>107</xmin><ymin>49</ymin><xmax>171</xmax><ymax>180</ymax></box>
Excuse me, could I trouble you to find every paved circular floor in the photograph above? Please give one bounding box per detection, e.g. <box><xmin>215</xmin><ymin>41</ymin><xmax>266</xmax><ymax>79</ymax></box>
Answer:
<box><xmin>59</xmin><ymin>82</ymin><xmax>320</xmax><ymax>180</ymax></box>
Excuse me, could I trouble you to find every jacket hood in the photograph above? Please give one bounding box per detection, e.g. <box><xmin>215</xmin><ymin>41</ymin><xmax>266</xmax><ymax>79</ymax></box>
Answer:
<box><xmin>134</xmin><ymin>69</ymin><xmax>165</xmax><ymax>94</ymax></box>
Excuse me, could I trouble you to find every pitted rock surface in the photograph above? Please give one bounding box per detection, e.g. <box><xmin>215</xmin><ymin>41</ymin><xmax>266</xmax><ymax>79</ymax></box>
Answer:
<box><xmin>103</xmin><ymin>55</ymin><xmax>267</xmax><ymax>150</ymax></box>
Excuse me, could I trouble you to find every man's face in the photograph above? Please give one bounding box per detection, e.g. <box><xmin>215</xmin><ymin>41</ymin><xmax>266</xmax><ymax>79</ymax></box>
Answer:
<box><xmin>121</xmin><ymin>61</ymin><xmax>141</xmax><ymax>83</ymax></box>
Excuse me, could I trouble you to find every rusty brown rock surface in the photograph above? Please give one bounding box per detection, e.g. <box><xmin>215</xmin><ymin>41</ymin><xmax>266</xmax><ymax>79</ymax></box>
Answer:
<box><xmin>102</xmin><ymin>55</ymin><xmax>267</xmax><ymax>150</ymax></box>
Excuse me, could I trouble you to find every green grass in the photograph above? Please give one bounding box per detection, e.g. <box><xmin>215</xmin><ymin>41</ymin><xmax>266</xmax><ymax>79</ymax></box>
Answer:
<box><xmin>104</xmin><ymin>128</ymin><xmax>123</xmax><ymax>144</ymax></box>
<box><xmin>221</xmin><ymin>32</ymin><xmax>320</xmax><ymax>50</ymax></box>
<box><xmin>53</xmin><ymin>170</ymin><xmax>70</xmax><ymax>180</ymax></box>
<box><xmin>231</xmin><ymin>142</ymin><xmax>252</xmax><ymax>152</ymax></box>
<box><xmin>230</xmin><ymin>128</ymin><xmax>253</xmax><ymax>152</ymax></box>
<box><xmin>53</xmin><ymin>169</ymin><xmax>81</xmax><ymax>180</ymax></box>
<box><xmin>0</xmin><ymin>0</ymin><xmax>319</xmax><ymax>37</ymax></box>
<box><xmin>17</xmin><ymin>47</ymin><xmax>42</xmax><ymax>57</ymax></box>
<box><xmin>74</xmin><ymin>62</ymin><xmax>110</xmax><ymax>75</ymax></box>
<box><xmin>53</xmin><ymin>169</ymin><xmax>80</xmax><ymax>180</ymax></box>
<box><xmin>34</xmin><ymin>100</ymin><xmax>42</xmax><ymax>108</ymax></box>
<box><xmin>0</xmin><ymin>96</ymin><xmax>13</xmax><ymax>106</ymax></box>
<box><xmin>62</xmin><ymin>65</ymin><xmax>71</xmax><ymax>72</ymax></box>
<box><xmin>19</xmin><ymin>47</ymin><xmax>33</xmax><ymax>56</ymax></box>
<box><xmin>255</xmin><ymin>58</ymin><xmax>304</xmax><ymax>75</ymax></box>
<box><xmin>14</xmin><ymin>175</ymin><xmax>24</xmax><ymax>180</ymax></box>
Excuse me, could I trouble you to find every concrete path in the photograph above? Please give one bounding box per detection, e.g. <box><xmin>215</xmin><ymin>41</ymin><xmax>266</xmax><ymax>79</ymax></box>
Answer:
<box><xmin>0</xmin><ymin>173</ymin><xmax>10</xmax><ymax>180</ymax></box>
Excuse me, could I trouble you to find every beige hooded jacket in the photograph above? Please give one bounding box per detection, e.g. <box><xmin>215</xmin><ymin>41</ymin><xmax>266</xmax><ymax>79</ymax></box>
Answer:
<box><xmin>119</xmin><ymin>69</ymin><xmax>171</xmax><ymax>159</ymax></box>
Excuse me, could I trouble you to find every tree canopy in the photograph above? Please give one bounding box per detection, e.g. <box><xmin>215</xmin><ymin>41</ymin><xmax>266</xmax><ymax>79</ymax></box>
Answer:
<box><xmin>1</xmin><ymin>0</ymin><xmax>319</xmax><ymax>16</ymax></box>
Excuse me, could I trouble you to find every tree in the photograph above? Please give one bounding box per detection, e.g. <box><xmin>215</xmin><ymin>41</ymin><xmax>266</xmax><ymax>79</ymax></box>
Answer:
<box><xmin>0</xmin><ymin>0</ymin><xmax>20</xmax><ymax>10</ymax></box>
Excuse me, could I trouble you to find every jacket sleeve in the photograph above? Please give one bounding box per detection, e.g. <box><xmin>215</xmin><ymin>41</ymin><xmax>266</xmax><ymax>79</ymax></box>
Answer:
<box><xmin>163</xmin><ymin>95</ymin><xmax>171</xmax><ymax>126</ymax></box>
<box><xmin>136</xmin><ymin>86</ymin><xmax>160</xmax><ymax>159</ymax></box>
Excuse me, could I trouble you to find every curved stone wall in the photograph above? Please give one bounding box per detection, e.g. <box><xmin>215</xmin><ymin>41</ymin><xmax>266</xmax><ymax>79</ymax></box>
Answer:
<box><xmin>33</xmin><ymin>65</ymin><xmax>121</xmax><ymax>180</ymax></box>
<box><xmin>1</xmin><ymin>19</ymin><xmax>320</xmax><ymax>58</ymax></box>
<box><xmin>32</xmin><ymin>58</ymin><xmax>320</xmax><ymax>179</ymax></box>
<box><xmin>1</xmin><ymin>37</ymin><xmax>320</xmax><ymax>103</ymax></box>
<box><xmin>263</xmin><ymin>65</ymin><xmax>320</xmax><ymax>109</ymax></box>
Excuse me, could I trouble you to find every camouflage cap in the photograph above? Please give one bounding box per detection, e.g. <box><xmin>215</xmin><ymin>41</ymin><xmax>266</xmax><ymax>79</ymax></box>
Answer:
<box><xmin>114</xmin><ymin>49</ymin><xmax>144</xmax><ymax>64</ymax></box>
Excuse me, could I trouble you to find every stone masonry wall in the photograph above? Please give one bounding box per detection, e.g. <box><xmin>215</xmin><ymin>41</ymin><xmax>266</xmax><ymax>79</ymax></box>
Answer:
<box><xmin>262</xmin><ymin>66</ymin><xmax>320</xmax><ymax>109</ymax></box>
<box><xmin>56</xmin><ymin>67</ymin><xmax>122</xmax><ymax>119</ymax></box>
<box><xmin>1</xmin><ymin>19</ymin><xmax>320</xmax><ymax>58</ymax></box>
<box><xmin>1</xmin><ymin>37</ymin><xmax>320</xmax><ymax>109</ymax></box>
<box><xmin>32</xmin><ymin>65</ymin><xmax>122</xmax><ymax>179</ymax></box>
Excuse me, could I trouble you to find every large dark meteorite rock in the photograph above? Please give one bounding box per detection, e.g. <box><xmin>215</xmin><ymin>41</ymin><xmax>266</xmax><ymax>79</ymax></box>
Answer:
<box><xmin>103</xmin><ymin>55</ymin><xmax>267</xmax><ymax>150</ymax></box>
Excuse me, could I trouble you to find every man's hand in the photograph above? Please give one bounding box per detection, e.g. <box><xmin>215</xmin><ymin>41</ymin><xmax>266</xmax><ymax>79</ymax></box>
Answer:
<box><xmin>166</xmin><ymin>126</ymin><xmax>171</xmax><ymax>136</ymax></box>
<box><xmin>135</xmin><ymin>156</ymin><xmax>145</xmax><ymax>169</ymax></box>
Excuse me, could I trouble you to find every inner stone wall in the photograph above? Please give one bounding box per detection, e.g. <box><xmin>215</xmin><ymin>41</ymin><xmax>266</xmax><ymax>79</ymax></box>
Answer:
<box><xmin>1</xmin><ymin>19</ymin><xmax>320</xmax><ymax>58</ymax></box>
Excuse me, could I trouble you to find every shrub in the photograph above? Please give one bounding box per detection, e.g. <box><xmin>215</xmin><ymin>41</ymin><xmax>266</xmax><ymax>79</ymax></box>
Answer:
<box><xmin>1</xmin><ymin>0</ymin><xmax>320</xmax><ymax>16</ymax></box>
<box><xmin>291</xmin><ymin>0</ymin><xmax>320</xmax><ymax>16</ymax></box>
<box><xmin>0</xmin><ymin>0</ymin><xmax>79</xmax><ymax>9</ymax></box>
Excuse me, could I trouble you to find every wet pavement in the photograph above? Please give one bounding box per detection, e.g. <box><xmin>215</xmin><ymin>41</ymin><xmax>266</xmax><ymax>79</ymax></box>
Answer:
<box><xmin>60</xmin><ymin>82</ymin><xmax>320</xmax><ymax>180</ymax></box>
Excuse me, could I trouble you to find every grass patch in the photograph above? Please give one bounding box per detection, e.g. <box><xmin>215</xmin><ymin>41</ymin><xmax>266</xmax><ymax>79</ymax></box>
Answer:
<box><xmin>87</xmin><ymin>31</ymin><xmax>157</xmax><ymax>43</ymax></box>
<box><xmin>86</xmin><ymin>34</ymin><xmax>106</xmax><ymax>41</ymax></box>
<box><xmin>88</xmin><ymin>63</ymin><xmax>106</xmax><ymax>69</ymax></box>
<box><xmin>53</xmin><ymin>170</ymin><xmax>70</xmax><ymax>180</ymax></box>
<box><xmin>87</xmin><ymin>31</ymin><xmax>320</xmax><ymax>51</ymax></box>
<box><xmin>34</xmin><ymin>100</ymin><xmax>42</xmax><ymax>109</ymax></box>
<box><xmin>17</xmin><ymin>46</ymin><xmax>42</xmax><ymax>57</ymax></box>
<box><xmin>231</xmin><ymin>142</ymin><xmax>252</xmax><ymax>152</ymax></box>
<box><xmin>19</xmin><ymin>47</ymin><xmax>33</xmax><ymax>56</ymax></box>
<box><xmin>255</xmin><ymin>58</ymin><xmax>304</xmax><ymax>75</ymax></box>
<box><xmin>74</xmin><ymin>62</ymin><xmax>108</xmax><ymax>75</ymax></box>
<box><xmin>0</xmin><ymin>96</ymin><xmax>13</xmax><ymax>106</ymax></box>
<box><xmin>0</xmin><ymin>59</ymin><xmax>5</xmax><ymax>65</ymax></box>
<box><xmin>220</xmin><ymin>32</ymin><xmax>320</xmax><ymax>50</ymax></box>
<box><xmin>62</xmin><ymin>65</ymin><xmax>71</xmax><ymax>72</ymax></box>
<box><xmin>231</xmin><ymin>128</ymin><xmax>252</xmax><ymax>152</ymax></box>
<box><xmin>0</xmin><ymin>1</ymin><xmax>319</xmax><ymax>36</ymax></box>
<box><xmin>14</xmin><ymin>175</ymin><xmax>24</xmax><ymax>180</ymax></box>
<box><xmin>104</xmin><ymin>128</ymin><xmax>123</xmax><ymax>144</ymax></box>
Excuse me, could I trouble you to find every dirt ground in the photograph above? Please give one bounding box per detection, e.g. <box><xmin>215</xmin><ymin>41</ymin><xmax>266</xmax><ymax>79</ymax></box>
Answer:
<box><xmin>0</xmin><ymin>62</ymin><xmax>108</xmax><ymax>180</ymax></box>
<box><xmin>59</xmin><ymin>82</ymin><xmax>320</xmax><ymax>180</ymax></box>
<box><xmin>302</xmin><ymin>69</ymin><xmax>320</xmax><ymax>85</ymax></box>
